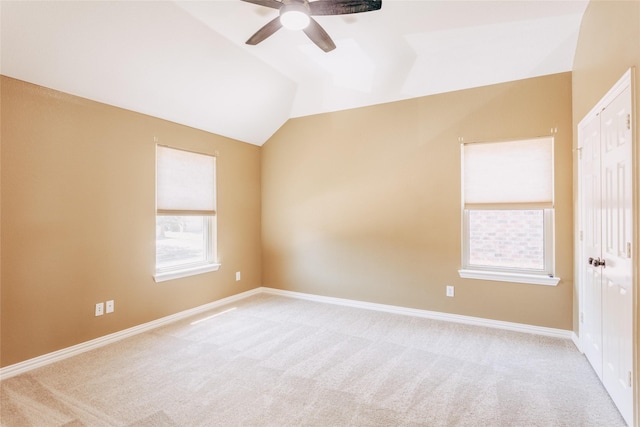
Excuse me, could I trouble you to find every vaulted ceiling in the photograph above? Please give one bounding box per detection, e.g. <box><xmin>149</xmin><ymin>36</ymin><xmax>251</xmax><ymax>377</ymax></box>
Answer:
<box><xmin>0</xmin><ymin>1</ymin><xmax>588</xmax><ymax>146</ymax></box>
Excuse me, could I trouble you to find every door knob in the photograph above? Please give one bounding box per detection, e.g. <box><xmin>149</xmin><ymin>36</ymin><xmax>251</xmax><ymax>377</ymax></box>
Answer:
<box><xmin>589</xmin><ymin>257</ymin><xmax>606</xmax><ymax>267</ymax></box>
<box><xmin>588</xmin><ymin>257</ymin><xmax>594</xmax><ymax>265</ymax></box>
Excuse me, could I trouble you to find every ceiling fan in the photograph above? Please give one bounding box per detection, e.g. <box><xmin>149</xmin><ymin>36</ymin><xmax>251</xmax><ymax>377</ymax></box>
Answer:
<box><xmin>240</xmin><ymin>0</ymin><xmax>382</xmax><ymax>52</ymax></box>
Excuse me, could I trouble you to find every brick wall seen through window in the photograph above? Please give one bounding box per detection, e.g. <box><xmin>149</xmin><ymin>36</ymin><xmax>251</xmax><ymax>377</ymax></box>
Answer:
<box><xmin>468</xmin><ymin>210</ymin><xmax>544</xmax><ymax>270</ymax></box>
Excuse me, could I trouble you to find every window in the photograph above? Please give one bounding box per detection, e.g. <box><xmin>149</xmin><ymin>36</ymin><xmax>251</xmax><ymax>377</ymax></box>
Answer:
<box><xmin>459</xmin><ymin>137</ymin><xmax>559</xmax><ymax>285</ymax></box>
<box><xmin>155</xmin><ymin>145</ymin><xmax>219</xmax><ymax>282</ymax></box>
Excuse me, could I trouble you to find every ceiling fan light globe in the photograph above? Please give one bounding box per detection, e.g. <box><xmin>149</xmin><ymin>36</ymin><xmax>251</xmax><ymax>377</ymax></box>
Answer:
<box><xmin>280</xmin><ymin>10</ymin><xmax>310</xmax><ymax>30</ymax></box>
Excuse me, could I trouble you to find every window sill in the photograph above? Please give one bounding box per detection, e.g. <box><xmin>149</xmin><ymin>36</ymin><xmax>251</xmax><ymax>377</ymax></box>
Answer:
<box><xmin>154</xmin><ymin>263</ymin><xmax>221</xmax><ymax>283</ymax></box>
<box><xmin>458</xmin><ymin>269</ymin><xmax>560</xmax><ymax>286</ymax></box>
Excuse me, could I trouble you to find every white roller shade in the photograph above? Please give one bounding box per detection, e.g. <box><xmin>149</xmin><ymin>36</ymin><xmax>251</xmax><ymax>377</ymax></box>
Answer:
<box><xmin>463</xmin><ymin>137</ymin><xmax>553</xmax><ymax>208</ymax></box>
<box><xmin>156</xmin><ymin>145</ymin><xmax>216</xmax><ymax>215</ymax></box>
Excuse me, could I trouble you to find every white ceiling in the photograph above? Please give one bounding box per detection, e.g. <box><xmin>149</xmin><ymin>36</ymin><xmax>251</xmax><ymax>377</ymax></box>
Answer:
<box><xmin>1</xmin><ymin>0</ymin><xmax>588</xmax><ymax>146</ymax></box>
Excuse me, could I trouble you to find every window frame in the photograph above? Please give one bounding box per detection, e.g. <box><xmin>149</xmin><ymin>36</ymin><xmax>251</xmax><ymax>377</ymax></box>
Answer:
<box><xmin>154</xmin><ymin>214</ymin><xmax>219</xmax><ymax>283</ymax></box>
<box><xmin>154</xmin><ymin>145</ymin><xmax>220</xmax><ymax>282</ymax></box>
<box><xmin>459</xmin><ymin>208</ymin><xmax>558</xmax><ymax>285</ymax></box>
<box><xmin>458</xmin><ymin>137</ymin><xmax>560</xmax><ymax>286</ymax></box>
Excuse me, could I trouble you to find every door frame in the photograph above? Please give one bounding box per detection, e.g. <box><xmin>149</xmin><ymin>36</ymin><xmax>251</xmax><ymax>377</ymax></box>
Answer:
<box><xmin>576</xmin><ymin>67</ymin><xmax>637</xmax><ymax>426</ymax></box>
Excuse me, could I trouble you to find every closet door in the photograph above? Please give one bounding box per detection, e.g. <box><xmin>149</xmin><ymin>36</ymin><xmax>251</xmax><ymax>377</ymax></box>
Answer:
<box><xmin>580</xmin><ymin>113</ymin><xmax>603</xmax><ymax>380</ymax></box>
<box><xmin>578</xmin><ymin>70</ymin><xmax>634</xmax><ymax>427</ymax></box>
<box><xmin>600</xmin><ymin>84</ymin><xmax>633</xmax><ymax>424</ymax></box>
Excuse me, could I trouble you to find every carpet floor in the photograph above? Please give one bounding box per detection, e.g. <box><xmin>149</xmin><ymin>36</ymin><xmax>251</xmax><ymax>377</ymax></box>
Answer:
<box><xmin>0</xmin><ymin>293</ymin><xmax>627</xmax><ymax>426</ymax></box>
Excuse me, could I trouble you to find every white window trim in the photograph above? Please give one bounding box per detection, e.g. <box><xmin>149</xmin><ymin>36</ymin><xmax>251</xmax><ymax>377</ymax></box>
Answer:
<box><xmin>155</xmin><ymin>145</ymin><xmax>219</xmax><ymax>282</ymax></box>
<box><xmin>154</xmin><ymin>262</ymin><xmax>221</xmax><ymax>283</ymax></box>
<box><xmin>460</xmin><ymin>208</ymin><xmax>559</xmax><ymax>286</ymax></box>
<box><xmin>458</xmin><ymin>269</ymin><xmax>560</xmax><ymax>286</ymax></box>
<box><xmin>155</xmin><ymin>212</ymin><xmax>219</xmax><ymax>282</ymax></box>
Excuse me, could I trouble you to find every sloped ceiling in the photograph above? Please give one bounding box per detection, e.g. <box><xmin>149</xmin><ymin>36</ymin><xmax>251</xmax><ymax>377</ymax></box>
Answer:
<box><xmin>0</xmin><ymin>0</ymin><xmax>588</xmax><ymax>146</ymax></box>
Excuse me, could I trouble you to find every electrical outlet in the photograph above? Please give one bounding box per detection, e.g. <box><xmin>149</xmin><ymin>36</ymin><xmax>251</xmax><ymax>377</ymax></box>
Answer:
<box><xmin>95</xmin><ymin>302</ymin><xmax>104</xmax><ymax>316</ymax></box>
<box><xmin>106</xmin><ymin>300</ymin><xmax>114</xmax><ymax>314</ymax></box>
<box><xmin>235</xmin><ymin>271</ymin><xmax>241</xmax><ymax>281</ymax></box>
<box><xmin>446</xmin><ymin>285</ymin><xmax>455</xmax><ymax>297</ymax></box>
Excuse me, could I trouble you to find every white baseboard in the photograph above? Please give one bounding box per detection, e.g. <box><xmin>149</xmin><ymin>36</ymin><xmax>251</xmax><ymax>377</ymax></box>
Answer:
<box><xmin>1</xmin><ymin>286</ymin><xmax>574</xmax><ymax>380</ymax></box>
<box><xmin>260</xmin><ymin>287</ymin><xmax>574</xmax><ymax>340</ymax></box>
<box><xmin>0</xmin><ymin>288</ymin><xmax>262</xmax><ymax>381</ymax></box>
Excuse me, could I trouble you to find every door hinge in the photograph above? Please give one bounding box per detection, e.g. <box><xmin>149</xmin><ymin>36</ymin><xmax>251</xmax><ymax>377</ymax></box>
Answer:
<box><xmin>580</xmin><ymin>312</ymin><xmax>584</xmax><ymax>323</ymax></box>
<box><xmin>627</xmin><ymin>242</ymin><xmax>632</xmax><ymax>258</ymax></box>
<box><xmin>628</xmin><ymin>371</ymin><xmax>633</xmax><ymax>388</ymax></box>
<box><xmin>627</xmin><ymin>114</ymin><xmax>631</xmax><ymax>130</ymax></box>
<box><xmin>580</xmin><ymin>230</ymin><xmax>583</xmax><ymax>241</ymax></box>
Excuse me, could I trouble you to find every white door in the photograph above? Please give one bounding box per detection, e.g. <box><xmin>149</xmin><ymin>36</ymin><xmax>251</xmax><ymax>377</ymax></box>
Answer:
<box><xmin>579</xmin><ymin>113</ymin><xmax>603</xmax><ymax>380</ymax></box>
<box><xmin>578</xmin><ymin>72</ymin><xmax>634</xmax><ymax>427</ymax></box>
<box><xmin>600</xmin><ymin>84</ymin><xmax>633</xmax><ymax>425</ymax></box>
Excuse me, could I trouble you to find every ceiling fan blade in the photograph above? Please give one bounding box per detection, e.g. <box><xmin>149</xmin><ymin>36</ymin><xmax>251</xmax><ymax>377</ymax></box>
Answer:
<box><xmin>246</xmin><ymin>16</ymin><xmax>283</xmax><ymax>45</ymax></box>
<box><xmin>303</xmin><ymin>18</ymin><xmax>336</xmax><ymax>52</ymax></box>
<box><xmin>239</xmin><ymin>0</ymin><xmax>283</xmax><ymax>10</ymax></box>
<box><xmin>309</xmin><ymin>0</ymin><xmax>381</xmax><ymax>16</ymax></box>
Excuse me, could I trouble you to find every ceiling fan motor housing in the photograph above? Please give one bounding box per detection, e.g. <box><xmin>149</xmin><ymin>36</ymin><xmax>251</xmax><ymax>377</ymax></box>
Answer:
<box><xmin>280</xmin><ymin>1</ymin><xmax>311</xmax><ymax>30</ymax></box>
<box><xmin>281</xmin><ymin>0</ymin><xmax>311</xmax><ymax>12</ymax></box>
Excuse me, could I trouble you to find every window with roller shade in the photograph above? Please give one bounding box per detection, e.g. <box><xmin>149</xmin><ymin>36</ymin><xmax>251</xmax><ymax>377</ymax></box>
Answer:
<box><xmin>155</xmin><ymin>145</ymin><xmax>219</xmax><ymax>282</ymax></box>
<box><xmin>459</xmin><ymin>137</ymin><xmax>557</xmax><ymax>284</ymax></box>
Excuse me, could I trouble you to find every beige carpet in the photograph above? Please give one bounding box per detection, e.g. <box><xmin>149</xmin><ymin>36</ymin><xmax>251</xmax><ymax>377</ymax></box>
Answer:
<box><xmin>1</xmin><ymin>293</ymin><xmax>626</xmax><ymax>426</ymax></box>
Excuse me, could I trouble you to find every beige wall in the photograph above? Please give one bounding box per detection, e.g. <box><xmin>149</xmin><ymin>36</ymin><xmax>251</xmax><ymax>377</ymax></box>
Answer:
<box><xmin>0</xmin><ymin>76</ymin><xmax>262</xmax><ymax>367</ymax></box>
<box><xmin>572</xmin><ymin>0</ymin><xmax>640</xmax><ymax>124</ymax></box>
<box><xmin>262</xmin><ymin>72</ymin><xmax>574</xmax><ymax>330</ymax></box>
<box><xmin>571</xmin><ymin>0</ymin><xmax>640</xmax><ymax>378</ymax></box>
